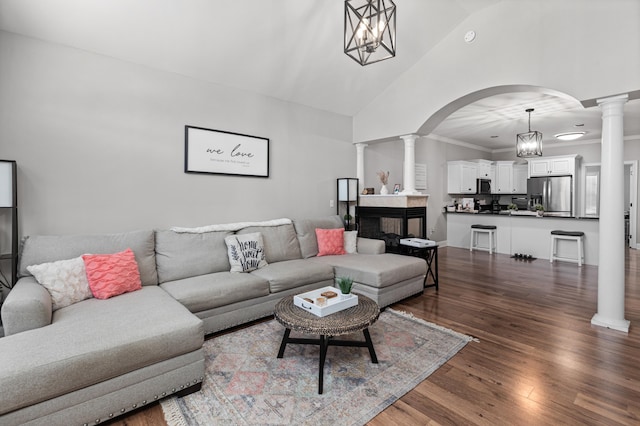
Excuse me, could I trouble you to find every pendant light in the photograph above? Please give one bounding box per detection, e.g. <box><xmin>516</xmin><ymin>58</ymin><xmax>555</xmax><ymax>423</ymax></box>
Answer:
<box><xmin>516</xmin><ymin>108</ymin><xmax>543</xmax><ymax>157</ymax></box>
<box><xmin>344</xmin><ymin>0</ymin><xmax>396</xmax><ymax>66</ymax></box>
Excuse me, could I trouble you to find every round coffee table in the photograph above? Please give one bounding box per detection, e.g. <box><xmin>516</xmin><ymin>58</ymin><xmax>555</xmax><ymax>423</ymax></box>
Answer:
<box><xmin>274</xmin><ymin>294</ymin><xmax>380</xmax><ymax>394</ymax></box>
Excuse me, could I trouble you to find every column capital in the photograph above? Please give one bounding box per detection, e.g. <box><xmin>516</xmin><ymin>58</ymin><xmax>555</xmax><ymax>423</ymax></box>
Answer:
<box><xmin>597</xmin><ymin>93</ymin><xmax>629</xmax><ymax>106</ymax></box>
<box><xmin>400</xmin><ymin>134</ymin><xmax>419</xmax><ymax>142</ymax></box>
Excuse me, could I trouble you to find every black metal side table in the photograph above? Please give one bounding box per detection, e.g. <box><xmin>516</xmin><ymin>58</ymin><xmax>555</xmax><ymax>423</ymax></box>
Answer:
<box><xmin>400</xmin><ymin>243</ymin><xmax>439</xmax><ymax>290</ymax></box>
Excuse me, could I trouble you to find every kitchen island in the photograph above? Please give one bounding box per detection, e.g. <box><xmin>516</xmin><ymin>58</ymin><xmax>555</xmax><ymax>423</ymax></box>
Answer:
<box><xmin>446</xmin><ymin>211</ymin><xmax>599</xmax><ymax>265</ymax></box>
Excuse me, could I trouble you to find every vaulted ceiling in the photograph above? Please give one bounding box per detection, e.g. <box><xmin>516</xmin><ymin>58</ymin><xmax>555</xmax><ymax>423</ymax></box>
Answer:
<box><xmin>1</xmin><ymin>0</ymin><xmax>638</xmax><ymax>150</ymax></box>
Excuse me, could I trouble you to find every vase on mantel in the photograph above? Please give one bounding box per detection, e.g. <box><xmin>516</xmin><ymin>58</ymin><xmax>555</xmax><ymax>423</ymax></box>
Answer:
<box><xmin>380</xmin><ymin>185</ymin><xmax>389</xmax><ymax>195</ymax></box>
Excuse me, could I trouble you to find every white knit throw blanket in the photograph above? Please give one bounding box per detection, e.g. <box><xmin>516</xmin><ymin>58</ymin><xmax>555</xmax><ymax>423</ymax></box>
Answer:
<box><xmin>170</xmin><ymin>218</ymin><xmax>292</xmax><ymax>233</ymax></box>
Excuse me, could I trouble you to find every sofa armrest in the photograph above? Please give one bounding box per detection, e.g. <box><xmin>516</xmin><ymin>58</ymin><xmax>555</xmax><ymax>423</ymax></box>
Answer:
<box><xmin>1</xmin><ymin>277</ymin><xmax>52</xmax><ymax>336</ymax></box>
<box><xmin>356</xmin><ymin>237</ymin><xmax>385</xmax><ymax>255</ymax></box>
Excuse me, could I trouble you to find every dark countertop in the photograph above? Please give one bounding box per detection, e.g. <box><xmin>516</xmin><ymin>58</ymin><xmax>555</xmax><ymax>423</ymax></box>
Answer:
<box><xmin>445</xmin><ymin>210</ymin><xmax>598</xmax><ymax>220</ymax></box>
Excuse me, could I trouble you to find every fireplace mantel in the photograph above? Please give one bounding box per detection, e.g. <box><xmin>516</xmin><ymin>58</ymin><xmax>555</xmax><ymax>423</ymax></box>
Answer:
<box><xmin>359</xmin><ymin>194</ymin><xmax>429</xmax><ymax>208</ymax></box>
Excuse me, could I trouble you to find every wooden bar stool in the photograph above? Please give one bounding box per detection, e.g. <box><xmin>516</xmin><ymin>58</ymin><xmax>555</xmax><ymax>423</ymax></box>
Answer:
<box><xmin>470</xmin><ymin>224</ymin><xmax>497</xmax><ymax>254</ymax></box>
<box><xmin>550</xmin><ymin>230</ymin><xmax>585</xmax><ymax>266</ymax></box>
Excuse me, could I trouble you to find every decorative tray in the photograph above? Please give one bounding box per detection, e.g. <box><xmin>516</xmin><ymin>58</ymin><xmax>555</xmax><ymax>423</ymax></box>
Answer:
<box><xmin>293</xmin><ymin>286</ymin><xmax>358</xmax><ymax>317</ymax></box>
<box><xmin>400</xmin><ymin>238</ymin><xmax>436</xmax><ymax>248</ymax></box>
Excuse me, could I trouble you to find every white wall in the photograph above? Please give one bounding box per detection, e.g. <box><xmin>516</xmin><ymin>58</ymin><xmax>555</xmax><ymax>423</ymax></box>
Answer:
<box><xmin>354</xmin><ymin>0</ymin><xmax>640</xmax><ymax>142</ymax></box>
<box><xmin>0</xmin><ymin>31</ymin><xmax>355</xmax><ymax>236</ymax></box>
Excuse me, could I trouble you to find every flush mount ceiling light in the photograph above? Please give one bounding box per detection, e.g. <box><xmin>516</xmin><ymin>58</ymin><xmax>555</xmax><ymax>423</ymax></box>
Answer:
<box><xmin>344</xmin><ymin>0</ymin><xmax>396</xmax><ymax>66</ymax></box>
<box><xmin>555</xmin><ymin>131</ymin><xmax>586</xmax><ymax>141</ymax></box>
<box><xmin>516</xmin><ymin>108</ymin><xmax>543</xmax><ymax>158</ymax></box>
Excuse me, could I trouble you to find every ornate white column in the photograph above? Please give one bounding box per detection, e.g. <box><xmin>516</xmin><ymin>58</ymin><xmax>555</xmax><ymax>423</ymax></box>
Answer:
<box><xmin>355</xmin><ymin>143</ymin><xmax>367</xmax><ymax>190</ymax></box>
<box><xmin>400</xmin><ymin>134</ymin><xmax>420</xmax><ymax>194</ymax></box>
<box><xmin>591</xmin><ymin>94</ymin><xmax>629</xmax><ymax>332</ymax></box>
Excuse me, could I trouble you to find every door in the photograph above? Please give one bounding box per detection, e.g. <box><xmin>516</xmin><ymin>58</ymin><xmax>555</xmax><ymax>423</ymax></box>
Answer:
<box><xmin>584</xmin><ymin>167</ymin><xmax>600</xmax><ymax>216</ymax></box>
<box><xmin>581</xmin><ymin>161</ymin><xmax>637</xmax><ymax>248</ymax></box>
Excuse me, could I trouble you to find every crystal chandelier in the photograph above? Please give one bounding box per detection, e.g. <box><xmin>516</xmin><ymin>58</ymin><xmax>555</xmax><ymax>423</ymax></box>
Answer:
<box><xmin>344</xmin><ymin>0</ymin><xmax>396</xmax><ymax>66</ymax></box>
<box><xmin>516</xmin><ymin>108</ymin><xmax>543</xmax><ymax>157</ymax></box>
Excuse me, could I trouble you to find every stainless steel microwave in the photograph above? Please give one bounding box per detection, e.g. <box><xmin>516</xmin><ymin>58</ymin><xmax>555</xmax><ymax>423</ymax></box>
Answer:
<box><xmin>476</xmin><ymin>178</ymin><xmax>491</xmax><ymax>195</ymax></box>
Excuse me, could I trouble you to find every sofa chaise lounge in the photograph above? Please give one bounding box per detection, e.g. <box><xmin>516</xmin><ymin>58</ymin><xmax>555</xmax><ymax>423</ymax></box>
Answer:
<box><xmin>0</xmin><ymin>215</ymin><xmax>426</xmax><ymax>425</ymax></box>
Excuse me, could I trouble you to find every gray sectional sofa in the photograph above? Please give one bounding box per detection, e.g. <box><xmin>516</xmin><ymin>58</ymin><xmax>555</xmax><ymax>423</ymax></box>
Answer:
<box><xmin>0</xmin><ymin>215</ymin><xmax>426</xmax><ymax>425</ymax></box>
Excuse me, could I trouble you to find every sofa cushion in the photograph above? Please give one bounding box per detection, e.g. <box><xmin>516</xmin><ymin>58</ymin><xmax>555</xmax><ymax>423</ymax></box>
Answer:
<box><xmin>344</xmin><ymin>231</ymin><xmax>358</xmax><ymax>254</ymax></box>
<box><xmin>155</xmin><ymin>229</ymin><xmax>232</xmax><ymax>283</ymax></box>
<box><xmin>316</xmin><ymin>228</ymin><xmax>346</xmax><ymax>256</ymax></box>
<box><xmin>160</xmin><ymin>272</ymin><xmax>270</xmax><ymax>313</ymax></box>
<box><xmin>19</xmin><ymin>230</ymin><xmax>158</xmax><ymax>286</ymax></box>
<box><xmin>0</xmin><ymin>286</ymin><xmax>203</xmax><ymax>416</ymax></box>
<box><xmin>237</xmin><ymin>224</ymin><xmax>302</xmax><ymax>263</ymax></box>
<box><xmin>310</xmin><ymin>253</ymin><xmax>426</xmax><ymax>288</ymax></box>
<box><xmin>249</xmin><ymin>259</ymin><xmax>335</xmax><ymax>293</ymax></box>
<box><xmin>224</xmin><ymin>232</ymin><xmax>268</xmax><ymax>273</ymax></box>
<box><xmin>292</xmin><ymin>215</ymin><xmax>344</xmax><ymax>258</ymax></box>
<box><xmin>26</xmin><ymin>257</ymin><xmax>92</xmax><ymax>311</ymax></box>
<box><xmin>82</xmin><ymin>249</ymin><xmax>142</xmax><ymax>299</ymax></box>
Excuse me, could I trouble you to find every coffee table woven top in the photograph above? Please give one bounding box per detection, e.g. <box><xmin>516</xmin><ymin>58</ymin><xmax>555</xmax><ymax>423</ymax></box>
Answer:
<box><xmin>274</xmin><ymin>294</ymin><xmax>380</xmax><ymax>336</ymax></box>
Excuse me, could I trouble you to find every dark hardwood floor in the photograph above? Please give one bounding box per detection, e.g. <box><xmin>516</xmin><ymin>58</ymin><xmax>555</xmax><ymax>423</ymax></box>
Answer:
<box><xmin>111</xmin><ymin>246</ymin><xmax>640</xmax><ymax>426</ymax></box>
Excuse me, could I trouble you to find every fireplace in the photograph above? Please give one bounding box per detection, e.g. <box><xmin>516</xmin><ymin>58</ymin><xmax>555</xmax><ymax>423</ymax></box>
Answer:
<box><xmin>357</xmin><ymin>206</ymin><xmax>426</xmax><ymax>253</ymax></box>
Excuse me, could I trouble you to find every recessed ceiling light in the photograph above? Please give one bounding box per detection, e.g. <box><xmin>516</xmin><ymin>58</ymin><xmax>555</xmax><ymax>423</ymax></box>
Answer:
<box><xmin>555</xmin><ymin>132</ymin><xmax>586</xmax><ymax>141</ymax></box>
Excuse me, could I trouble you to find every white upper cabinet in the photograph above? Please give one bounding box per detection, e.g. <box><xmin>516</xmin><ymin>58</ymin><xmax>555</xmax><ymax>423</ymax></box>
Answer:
<box><xmin>448</xmin><ymin>161</ymin><xmax>477</xmax><ymax>194</ymax></box>
<box><xmin>528</xmin><ymin>155</ymin><xmax>578</xmax><ymax>177</ymax></box>
<box><xmin>493</xmin><ymin>161</ymin><xmax>512</xmax><ymax>194</ymax></box>
<box><xmin>513</xmin><ymin>164</ymin><xmax>528</xmax><ymax>194</ymax></box>
<box><xmin>447</xmin><ymin>159</ymin><xmax>528</xmax><ymax>194</ymax></box>
<box><xmin>474</xmin><ymin>160</ymin><xmax>493</xmax><ymax>179</ymax></box>
<box><xmin>494</xmin><ymin>161</ymin><xmax>527</xmax><ymax>194</ymax></box>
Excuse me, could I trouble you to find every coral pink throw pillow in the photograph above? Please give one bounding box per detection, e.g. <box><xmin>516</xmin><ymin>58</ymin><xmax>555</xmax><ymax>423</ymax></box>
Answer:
<box><xmin>315</xmin><ymin>228</ymin><xmax>346</xmax><ymax>256</ymax></box>
<box><xmin>82</xmin><ymin>248</ymin><xmax>142</xmax><ymax>299</ymax></box>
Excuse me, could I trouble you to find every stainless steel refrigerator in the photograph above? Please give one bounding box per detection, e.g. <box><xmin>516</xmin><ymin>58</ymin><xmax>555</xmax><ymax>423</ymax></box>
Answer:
<box><xmin>527</xmin><ymin>175</ymin><xmax>572</xmax><ymax>216</ymax></box>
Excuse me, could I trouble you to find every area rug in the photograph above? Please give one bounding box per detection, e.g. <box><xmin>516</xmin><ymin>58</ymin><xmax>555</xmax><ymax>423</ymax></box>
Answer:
<box><xmin>161</xmin><ymin>309</ymin><xmax>475</xmax><ymax>426</ymax></box>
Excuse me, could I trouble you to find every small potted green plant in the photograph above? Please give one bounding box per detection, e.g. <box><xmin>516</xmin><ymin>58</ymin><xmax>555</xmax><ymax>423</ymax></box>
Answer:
<box><xmin>336</xmin><ymin>276</ymin><xmax>353</xmax><ymax>299</ymax></box>
<box><xmin>507</xmin><ymin>203</ymin><xmax>518</xmax><ymax>213</ymax></box>
<box><xmin>534</xmin><ymin>204</ymin><xmax>544</xmax><ymax>217</ymax></box>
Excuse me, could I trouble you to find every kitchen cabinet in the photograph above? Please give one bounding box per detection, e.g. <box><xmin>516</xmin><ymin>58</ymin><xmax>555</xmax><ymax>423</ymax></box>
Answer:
<box><xmin>474</xmin><ymin>160</ymin><xmax>493</xmax><ymax>179</ymax></box>
<box><xmin>447</xmin><ymin>161</ymin><xmax>477</xmax><ymax>194</ymax></box>
<box><xmin>493</xmin><ymin>161</ymin><xmax>527</xmax><ymax>194</ymax></box>
<box><xmin>513</xmin><ymin>164</ymin><xmax>528</xmax><ymax>194</ymax></box>
<box><xmin>529</xmin><ymin>155</ymin><xmax>578</xmax><ymax>177</ymax></box>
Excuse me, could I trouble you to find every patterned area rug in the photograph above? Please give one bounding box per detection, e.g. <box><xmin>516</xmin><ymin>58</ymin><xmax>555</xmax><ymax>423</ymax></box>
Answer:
<box><xmin>161</xmin><ymin>309</ymin><xmax>474</xmax><ymax>426</ymax></box>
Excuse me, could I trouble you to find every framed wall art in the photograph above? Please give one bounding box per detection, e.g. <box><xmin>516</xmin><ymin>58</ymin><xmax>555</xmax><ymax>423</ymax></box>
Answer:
<box><xmin>185</xmin><ymin>125</ymin><xmax>270</xmax><ymax>177</ymax></box>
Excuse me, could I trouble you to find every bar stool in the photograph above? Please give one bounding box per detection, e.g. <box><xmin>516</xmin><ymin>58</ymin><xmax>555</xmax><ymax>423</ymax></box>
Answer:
<box><xmin>550</xmin><ymin>230</ymin><xmax>585</xmax><ymax>266</ymax></box>
<box><xmin>470</xmin><ymin>224</ymin><xmax>497</xmax><ymax>254</ymax></box>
